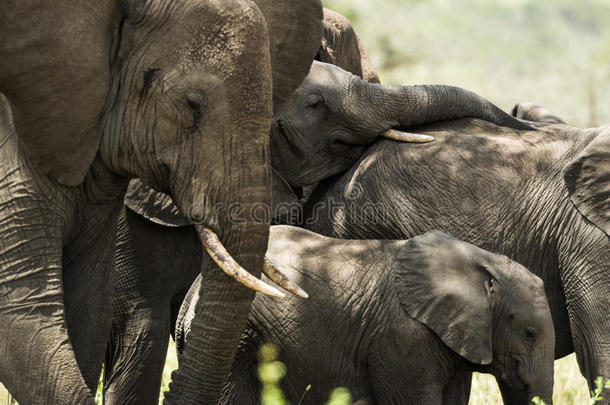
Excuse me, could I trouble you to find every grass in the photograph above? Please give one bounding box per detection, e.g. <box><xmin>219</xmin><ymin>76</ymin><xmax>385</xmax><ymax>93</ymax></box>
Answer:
<box><xmin>0</xmin><ymin>346</ymin><xmax>594</xmax><ymax>404</ymax></box>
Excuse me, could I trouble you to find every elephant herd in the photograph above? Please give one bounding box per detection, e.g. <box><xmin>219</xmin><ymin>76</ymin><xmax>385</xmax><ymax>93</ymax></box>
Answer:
<box><xmin>0</xmin><ymin>1</ymin><xmax>607</xmax><ymax>404</ymax></box>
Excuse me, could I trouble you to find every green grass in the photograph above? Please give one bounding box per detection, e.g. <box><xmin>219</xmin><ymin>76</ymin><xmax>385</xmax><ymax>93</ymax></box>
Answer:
<box><xmin>0</xmin><ymin>347</ymin><xmax>595</xmax><ymax>404</ymax></box>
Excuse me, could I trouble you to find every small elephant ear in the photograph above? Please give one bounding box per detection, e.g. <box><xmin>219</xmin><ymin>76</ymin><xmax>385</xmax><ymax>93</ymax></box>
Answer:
<box><xmin>255</xmin><ymin>0</ymin><xmax>324</xmax><ymax>107</ymax></box>
<box><xmin>316</xmin><ymin>8</ymin><xmax>380</xmax><ymax>83</ymax></box>
<box><xmin>562</xmin><ymin>127</ymin><xmax>610</xmax><ymax>236</ymax></box>
<box><xmin>124</xmin><ymin>179</ymin><xmax>190</xmax><ymax>227</ymax></box>
<box><xmin>393</xmin><ymin>231</ymin><xmax>494</xmax><ymax>364</ymax></box>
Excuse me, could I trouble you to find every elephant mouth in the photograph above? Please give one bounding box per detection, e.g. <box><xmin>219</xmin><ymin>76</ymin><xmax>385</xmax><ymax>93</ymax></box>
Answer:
<box><xmin>505</xmin><ymin>353</ymin><xmax>528</xmax><ymax>390</ymax></box>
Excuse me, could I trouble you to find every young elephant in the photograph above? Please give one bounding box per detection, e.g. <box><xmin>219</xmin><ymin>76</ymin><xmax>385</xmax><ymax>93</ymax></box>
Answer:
<box><xmin>177</xmin><ymin>227</ymin><xmax>555</xmax><ymax>405</ymax></box>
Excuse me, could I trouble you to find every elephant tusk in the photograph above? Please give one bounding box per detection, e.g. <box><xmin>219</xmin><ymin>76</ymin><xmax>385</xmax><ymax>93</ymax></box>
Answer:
<box><xmin>379</xmin><ymin>129</ymin><xmax>435</xmax><ymax>143</ymax></box>
<box><xmin>263</xmin><ymin>258</ymin><xmax>309</xmax><ymax>299</ymax></box>
<box><xmin>198</xmin><ymin>227</ymin><xmax>286</xmax><ymax>298</ymax></box>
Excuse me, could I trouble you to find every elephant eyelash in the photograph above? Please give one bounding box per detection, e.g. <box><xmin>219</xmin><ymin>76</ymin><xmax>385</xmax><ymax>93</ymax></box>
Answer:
<box><xmin>185</xmin><ymin>93</ymin><xmax>207</xmax><ymax>130</ymax></box>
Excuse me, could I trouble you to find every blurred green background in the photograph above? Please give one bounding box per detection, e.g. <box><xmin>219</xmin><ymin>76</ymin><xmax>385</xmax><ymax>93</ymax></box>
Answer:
<box><xmin>322</xmin><ymin>0</ymin><xmax>610</xmax><ymax>127</ymax></box>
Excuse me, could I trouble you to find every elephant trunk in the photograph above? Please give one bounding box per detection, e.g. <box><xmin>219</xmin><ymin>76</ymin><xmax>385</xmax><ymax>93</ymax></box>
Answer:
<box><xmin>525</xmin><ymin>347</ymin><xmax>555</xmax><ymax>405</ymax></box>
<box><xmin>164</xmin><ymin>117</ymin><xmax>272</xmax><ymax>403</ymax></box>
<box><xmin>499</xmin><ymin>347</ymin><xmax>555</xmax><ymax>405</ymax></box>
<box><xmin>164</xmin><ymin>222</ymin><xmax>269</xmax><ymax>404</ymax></box>
<box><xmin>348</xmin><ymin>78</ymin><xmax>533</xmax><ymax>132</ymax></box>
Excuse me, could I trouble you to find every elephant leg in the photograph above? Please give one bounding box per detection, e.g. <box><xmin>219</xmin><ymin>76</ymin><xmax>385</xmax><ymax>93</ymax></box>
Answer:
<box><xmin>563</xmin><ymin>251</ymin><xmax>610</xmax><ymax>403</ymax></box>
<box><xmin>441</xmin><ymin>371</ymin><xmax>471</xmax><ymax>405</ymax></box>
<box><xmin>0</xmin><ymin>195</ymin><xmax>93</xmax><ymax>403</ymax></box>
<box><xmin>63</xmin><ymin>201</ymin><xmax>123</xmax><ymax>391</ymax></box>
<box><xmin>104</xmin><ymin>207</ymin><xmax>201</xmax><ymax>404</ymax></box>
<box><xmin>104</xmin><ymin>303</ymin><xmax>171</xmax><ymax>405</ymax></box>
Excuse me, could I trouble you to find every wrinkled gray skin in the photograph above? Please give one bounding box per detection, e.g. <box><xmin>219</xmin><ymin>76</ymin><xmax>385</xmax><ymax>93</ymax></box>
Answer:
<box><xmin>0</xmin><ymin>1</ymin><xmax>275</xmax><ymax>403</ymax></box>
<box><xmin>175</xmin><ymin>227</ymin><xmax>555</xmax><ymax>405</ymax></box>
<box><xmin>302</xmin><ymin>117</ymin><xmax>610</xmax><ymax>403</ymax></box>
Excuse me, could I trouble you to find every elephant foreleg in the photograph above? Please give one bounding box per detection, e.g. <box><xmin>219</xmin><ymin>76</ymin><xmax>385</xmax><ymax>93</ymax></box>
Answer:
<box><xmin>63</xmin><ymin>199</ymin><xmax>124</xmax><ymax>391</ymax></box>
<box><xmin>0</xmin><ymin>195</ymin><xmax>94</xmax><ymax>404</ymax></box>
<box><xmin>103</xmin><ymin>209</ymin><xmax>172</xmax><ymax>405</ymax></box>
<box><xmin>104</xmin><ymin>208</ymin><xmax>201</xmax><ymax>404</ymax></box>
<box><xmin>562</xmin><ymin>239</ymin><xmax>610</xmax><ymax>404</ymax></box>
<box><xmin>104</xmin><ymin>304</ymin><xmax>171</xmax><ymax>405</ymax></box>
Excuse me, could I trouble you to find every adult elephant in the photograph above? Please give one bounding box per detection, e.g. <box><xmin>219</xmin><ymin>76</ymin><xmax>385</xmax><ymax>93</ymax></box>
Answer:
<box><xmin>302</xmin><ymin>118</ymin><xmax>610</xmax><ymax>403</ymax></box>
<box><xmin>0</xmin><ymin>0</ymin><xmax>289</xmax><ymax>403</ymax></box>
<box><xmin>103</xmin><ymin>9</ymin><xmax>379</xmax><ymax>404</ymax></box>
<box><xmin>177</xmin><ymin>227</ymin><xmax>555</xmax><ymax>405</ymax></box>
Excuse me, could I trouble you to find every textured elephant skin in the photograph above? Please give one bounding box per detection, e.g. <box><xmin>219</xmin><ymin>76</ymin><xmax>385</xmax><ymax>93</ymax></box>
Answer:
<box><xmin>0</xmin><ymin>0</ymin><xmax>276</xmax><ymax>403</ymax></box>
<box><xmin>303</xmin><ymin>118</ymin><xmax>610</xmax><ymax>402</ymax></box>
<box><xmin>175</xmin><ymin>226</ymin><xmax>554</xmax><ymax>405</ymax></box>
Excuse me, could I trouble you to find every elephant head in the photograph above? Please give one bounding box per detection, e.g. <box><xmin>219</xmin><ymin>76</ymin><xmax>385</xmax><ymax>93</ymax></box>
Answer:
<box><xmin>394</xmin><ymin>231</ymin><xmax>555</xmax><ymax>404</ymax></box>
<box><xmin>0</xmin><ymin>0</ymin><xmax>301</xmax><ymax>402</ymax></box>
<box><xmin>270</xmin><ymin>61</ymin><xmax>533</xmax><ymax>187</ymax></box>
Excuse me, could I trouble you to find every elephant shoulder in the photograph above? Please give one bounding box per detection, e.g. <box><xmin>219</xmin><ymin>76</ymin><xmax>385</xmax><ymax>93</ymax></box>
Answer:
<box><xmin>124</xmin><ymin>179</ymin><xmax>190</xmax><ymax>227</ymax></box>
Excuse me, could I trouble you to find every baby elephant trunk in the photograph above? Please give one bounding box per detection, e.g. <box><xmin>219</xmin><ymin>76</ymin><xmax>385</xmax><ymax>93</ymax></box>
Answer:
<box><xmin>499</xmin><ymin>348</ymin><xmax>554</xmax><ymax>405</ymax></box>
<box><xmin>350</xmin><ymin>79</ymin><xmax>533</xmax><ymax>131</ymax></box>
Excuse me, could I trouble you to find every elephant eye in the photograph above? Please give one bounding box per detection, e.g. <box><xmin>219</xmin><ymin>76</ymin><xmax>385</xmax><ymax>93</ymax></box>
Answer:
<box><xmin>485</xmin><ymin>277</ymin><xmax>495</xmax><ymax>294</ymax></box>
<box><xmin>186</xmin><ymin>92</ymin><xmax>208</xmax><ymax>111</ymax></box>
<box><xmin>185</xmin><ymin>92</ymin><xmax>208</xmax><ymax>130</ymax></box>
<box><xmin>305</xmin><ymin>94</ymin><xmax>325</xmax><ymax>109</ymax></box>
<box><xmin>524</xmin><ymin>327</ymin><xmax>537</xmax><ymax>341</ymax></box>
<box><xmin>143</xmin><ymin>68</ymin><xmax>160</xmax><ymax>90</ymax></box>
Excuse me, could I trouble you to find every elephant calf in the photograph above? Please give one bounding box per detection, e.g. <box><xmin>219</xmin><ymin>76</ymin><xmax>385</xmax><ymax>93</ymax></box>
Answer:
<box><xmin>177</xmin><ymin>226</ymin><xmax>555</xmax><ymax>405</ymax></box>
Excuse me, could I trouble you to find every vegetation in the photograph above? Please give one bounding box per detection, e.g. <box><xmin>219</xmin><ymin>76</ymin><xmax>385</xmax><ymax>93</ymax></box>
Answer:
<box><xmin>257</xmin><ymin>344</ymin><xmax>351</xmax><ymax>405</ymax></box>
<box><xmin>0</xmin><ymin>349</ymin><xmax>597</xmax><ymax>404</ymax></box>
<box><xmin>322</xmin><ymin>0</ymin><xmax>610</xmax><ymax>128</ymax></box>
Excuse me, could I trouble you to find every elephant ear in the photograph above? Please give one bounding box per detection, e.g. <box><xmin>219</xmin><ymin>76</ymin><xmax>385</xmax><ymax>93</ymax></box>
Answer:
<box><xmin>0</xmin><ymin>2</ymin><xmax>120</xmax><ymax>185</ymax></box>
<box><xmin>316</xmin><ymin>8</ymin><xmax>380</xmax><ymax>83</ymax></box>
<box><xmin>124</xmin><ymin>179</ymin><xmax>190</xmax><ymax>227</ymax></box>
<box><xmin>393</xmin><ymin>231</ymin><xmax>494</xmax><ymax>364</ymax></box>
<box><xmin>254</xmin><ymin>0</ymin><xmax>324</xmax><ymax>107</ymax></box>
<box><xmin>562</xmin><ymin>127</ymin><xmax>610</xmax><ymax>236</ymax></box>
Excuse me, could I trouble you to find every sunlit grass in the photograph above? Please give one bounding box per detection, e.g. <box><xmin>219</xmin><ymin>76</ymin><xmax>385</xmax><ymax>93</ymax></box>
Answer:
<box><xmin>0</xmin><ymin>349</ymin><xmax>595</xmax><ymax>404</ymax></box>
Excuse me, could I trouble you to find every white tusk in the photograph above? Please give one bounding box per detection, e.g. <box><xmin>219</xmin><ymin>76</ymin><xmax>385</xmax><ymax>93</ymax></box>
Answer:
<box><xmin>263</xmin><ymin>258</ymin><xmax>309</xmax><ymax>299</ymax></box>
<box><xmin>198</xmin><ymin>227</ymin><xmax>286</xmax><ymax>298</ymax></box>
<box><xmin>380</xmin><ymin>129</ymin><xmax>435</xmax><ymax>143</ymax></box>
